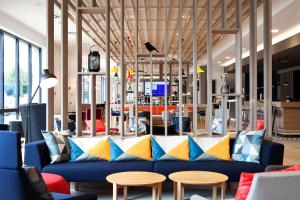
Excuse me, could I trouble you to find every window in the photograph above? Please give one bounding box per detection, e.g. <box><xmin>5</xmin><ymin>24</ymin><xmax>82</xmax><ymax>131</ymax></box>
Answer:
<box><xmin>0</xmin><ymin>30</ymin><xmax>43</xmax><ymax>124</ymax></box>
<box><xmin>4</xmin><ymin>35</ymin><xmax>16</xmax><ymax>109</ymax></box>
<box><xmin>19</xmin><ymin>41</ymin><xmax>29</xmax><ymax>105</ymax></box>
<box><xmin>32</xmin><ymin>46</ymin><xmax>40</xmax><ymax>103</ymax></box>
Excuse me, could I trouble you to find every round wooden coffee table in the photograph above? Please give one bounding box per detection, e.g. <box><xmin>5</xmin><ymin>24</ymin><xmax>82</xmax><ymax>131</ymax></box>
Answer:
<box><xmin>106</xmin><ymin>171</ymin><xmax>166</xmax><ymax>200</ymax></box>
<box><xmin>169</xmin><ymin>171</ymin><xmax>228</xmax><ymax>200</ymax></box>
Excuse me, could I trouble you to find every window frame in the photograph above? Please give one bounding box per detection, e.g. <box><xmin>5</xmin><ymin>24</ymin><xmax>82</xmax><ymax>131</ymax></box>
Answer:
<box><xmin>0</xmin><ymin>29</ymin><xmax>43</xmax><ymax>123</ymax></box>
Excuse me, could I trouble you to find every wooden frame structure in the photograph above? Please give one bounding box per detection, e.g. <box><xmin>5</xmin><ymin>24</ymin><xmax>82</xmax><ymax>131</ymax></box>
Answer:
<box><xmin>46</xmin><ymin>0</ymin><xmax>272</xmax><ymax>138</ymax></box>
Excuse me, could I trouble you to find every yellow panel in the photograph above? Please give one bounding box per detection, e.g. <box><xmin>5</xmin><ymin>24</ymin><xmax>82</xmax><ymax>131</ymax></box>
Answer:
<box><xmin>87</xmin><ymin>138</ymin><xmax>110</xmax><ymax>160</ymax></box>
<box><xmin>126</xmin><ymin>136</ymin><xmax>152</xmax><ymax>160</ymax></box>
<box><xmin>168</xmin><ymin>139</ymin><xmax>189</xmax><ymax>160</ymax></box>
<box><xmin>206</xmin><ymin>135</ymin><xmax>230</xmax><ymax>160</ymax></box>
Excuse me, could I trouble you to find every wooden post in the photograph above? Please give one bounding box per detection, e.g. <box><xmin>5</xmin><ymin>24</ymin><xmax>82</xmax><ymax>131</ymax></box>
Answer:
<box><xmin>179</xmin><ymin>0</ymin><xmax>183</xmax><ymax>135</ymax></box>
<box><xmin>249</xmin><ymin>0</ymin><xmax>257</xmax><ymax>131</ymax></box>
<box><xmin>120</xmin><ymin>0</ymin><xmax>125</xmax><ymax>137</ymax></box>
<box><xmin>47</xmin><ymin>0</ymin><xmax>55</xmax><ymax>131</ymax></box>
<box><xmin>61</xmin><ymin>0</ymin><xmax>68</xmax><ymax>130</ymax></box>
<box><xmin>105</xmin><ymin>0</ymin><xmax>111</xmax><ymax>136</ymax></box>
<box><xmin>76</xmin><ymin>0</ymin><xmax>83</xmax><ymax>136</ymax></box>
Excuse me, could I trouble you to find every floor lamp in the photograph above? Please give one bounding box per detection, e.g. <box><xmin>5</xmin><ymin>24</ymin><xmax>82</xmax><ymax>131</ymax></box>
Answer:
<box><xmin>25</xmin><ymin>69</ymin><xmax>58</xmax><ymax>143</ymax></box>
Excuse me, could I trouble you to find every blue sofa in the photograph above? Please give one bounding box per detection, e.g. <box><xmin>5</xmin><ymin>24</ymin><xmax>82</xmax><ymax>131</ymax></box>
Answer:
<box><xmin>0</xmin><ymin>131</ymin><xmax>97</xmax><ymax>200</ymax></box>
<box><xmin>25</xmin><ymin>138</ymin><xmax>284</xmax><ymax>183</ymax></box>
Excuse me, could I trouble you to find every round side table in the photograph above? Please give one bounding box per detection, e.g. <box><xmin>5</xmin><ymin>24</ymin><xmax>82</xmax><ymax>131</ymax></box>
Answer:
<box><xmin>169</xmin><ymin>171</ymin><xmax>228</xmax><ymax>200</ymax></box>
<box><xmin>106</xmin><ymin>171</ymin><xmax>166</xmax><ymax>200</ymax></box>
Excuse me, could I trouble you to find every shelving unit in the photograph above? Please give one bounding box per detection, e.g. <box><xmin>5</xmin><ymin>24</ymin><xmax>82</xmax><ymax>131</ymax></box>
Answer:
<box><xmin>76</xmin><ymin>0</ymin><xmax>110</xmax><ymax>137</ymax></box>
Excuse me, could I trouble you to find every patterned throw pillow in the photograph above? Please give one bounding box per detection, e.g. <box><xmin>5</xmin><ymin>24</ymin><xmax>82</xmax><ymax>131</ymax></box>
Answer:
<box><xmin>68</xmin><ymin>136</ymin><xmax>110</xmax><ymax>162</ymax></box>
<box><xmin>42</xmin><ymin>131</ymin><xmax>71</xmax><ymax>164</ymax></box>
<box><xmin>109</xmin><ymin>135</ymin><xmax>152</xmax><ymax>161</ymax></box>
<box><xmin>189</xmin><ymin>135</ymin><xmax>231</xmax><ymax>161</ymax></box>
<box><xmin>232</xmin><ymin>129</ymin><xmax>266</xmax><ymax>163</ymax></box>
<box><xmin>151</xmin><ymin>136</ymin><xmax>189</xmax><ymax>161</ymax></box>
<box><xmin>23</xmin><ymin>166</ymin><xmax>53</xmax><ymax>200</ymax></box>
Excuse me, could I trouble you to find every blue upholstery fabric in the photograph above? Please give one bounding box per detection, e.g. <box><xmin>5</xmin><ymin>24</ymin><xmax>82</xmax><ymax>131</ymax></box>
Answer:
<box><xmin>0</xmin><ymin>131</ymin><xmax>22</xmax><ymax>169</ymax></box>
<box><xmin>52</xmin><ymin>192</ymin><xmax>97</xmax><ymax>200</ymax></box>
<box><xmin>0</xmin><ymin>132</ymin><xmax>97</xmax><ymax>200</ymax></box>
<box><xmin>42</xmin><ymin>161</ymin><xmax>154</xmax><ymax>182</ymax></box>
<box><xmin>154</xmin><ymin>161</ymin><xmax>265</xmax><ymax>182</ymax></box>
<box><xmin>260</xmin><ymin>139</ymin><xmax>284</xmax><ymax>166</ymax></box>
<box><xmin>0</xmin><ymin>168</ymin><xmax>32</xmax><ymax>200</ymax></box>
<box><xmin>25</xmin><ymin>137</ymin><xmax>284</xmax><ymax>183</ymax></box>
<box><xmin>25</xmin><ymin>140</ymin><xmax>51</xmax><ymax>171</ymax></box>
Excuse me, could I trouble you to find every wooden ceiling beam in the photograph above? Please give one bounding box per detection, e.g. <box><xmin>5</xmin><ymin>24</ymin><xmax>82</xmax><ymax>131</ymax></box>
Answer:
<box><xmin>95</xmin><ymin>0</ymin><xmax>133</xmax><ymax>62</ymax></box>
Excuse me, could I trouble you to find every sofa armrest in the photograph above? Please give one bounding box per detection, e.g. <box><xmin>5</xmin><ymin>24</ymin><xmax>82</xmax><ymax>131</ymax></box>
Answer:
<box><xmin>24</xmin><ymin>141</ymin><xmax>50</xmax><ymax>171</ymax></box>
<box><xmin>260</xmin><ymin>140</ymin><xmax>284</xmax><ymax>167</ymax></box>
<box><xmin>265</xmin><ymin>165</ymin><xmax>291</xmax><ymax>172</ymax></box>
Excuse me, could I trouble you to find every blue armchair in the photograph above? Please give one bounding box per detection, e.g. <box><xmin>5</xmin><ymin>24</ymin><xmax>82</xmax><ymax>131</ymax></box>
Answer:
<box><xmin>0</xmin><ymin>131</ymin><xmax>97</xmax><ymax>200</ymax></box>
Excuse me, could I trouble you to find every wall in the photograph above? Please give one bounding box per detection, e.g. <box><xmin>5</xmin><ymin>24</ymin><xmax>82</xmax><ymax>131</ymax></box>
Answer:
<box><xmin>0</xmin><ymin>10</ymin><xmax>46</xmax><ymax>48</ymax></box>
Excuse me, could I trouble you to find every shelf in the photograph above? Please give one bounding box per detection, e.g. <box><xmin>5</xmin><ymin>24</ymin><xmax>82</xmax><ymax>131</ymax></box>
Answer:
<box><xmin>77</xmin><ymin>7</ymin><xmax>106</xmax><ymax>14</ymax></box>
<box><xmin>212</xmin><ymin>28</ymin><xmax>239</xmax><ymax>34</ymax></box>
<box><xmin>78</xmin><ymin>72</ymin><xmax>106</xmax><ymax>76</ymax></box>
<box><xmin>212</xmin><ymin>93</ymin><xmax>241</xmax><ymax>97</ymax></box>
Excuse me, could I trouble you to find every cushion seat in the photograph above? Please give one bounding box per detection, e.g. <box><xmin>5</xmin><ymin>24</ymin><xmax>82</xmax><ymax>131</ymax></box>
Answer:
<box><xmin>43</xmin><ymin>161</ymin><xmax>154</xmax><ymax>182</ymax></box>
<box><xmin>42</xmin><ymin>173</ymin><xmax>70</xmax><ymax>194</ymax></box>
<box><xmin>154</xmin><ymin>160</ymin><xmax>265</xmax><ymax>182</ymax></box>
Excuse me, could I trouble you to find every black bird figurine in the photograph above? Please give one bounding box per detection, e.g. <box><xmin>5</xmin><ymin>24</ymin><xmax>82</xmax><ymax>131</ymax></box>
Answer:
<box><xmin>144</xmin><ymin>42</ymin><xmax>159</xmax><ymax>53</ymax></box>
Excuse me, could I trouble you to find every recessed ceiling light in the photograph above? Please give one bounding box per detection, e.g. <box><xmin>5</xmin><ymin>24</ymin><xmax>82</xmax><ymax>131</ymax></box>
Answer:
<box><xmin>225</xmin><ymin>56</ymin><xmax>230</xmax><ymax>59</ymax></box>
<box><xmin>271</xmin><ymin>29</ymin><xmax>279</xmax><ymax>33</ymax></box>
<box><xmin>217</xmin><ymin>61</ymin><xmax>222</xmax><ymax>64</ymax></box>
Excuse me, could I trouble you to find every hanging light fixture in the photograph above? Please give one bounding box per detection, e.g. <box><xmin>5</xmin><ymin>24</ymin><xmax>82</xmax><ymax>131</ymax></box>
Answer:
<box><xmin>88</xmin><ymin>45</ymin><xmax>100</xmax><ymax>72</ymax></box>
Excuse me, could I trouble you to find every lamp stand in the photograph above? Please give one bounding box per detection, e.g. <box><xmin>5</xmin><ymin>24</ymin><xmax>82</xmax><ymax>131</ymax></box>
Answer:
<box><xmin>25</xmin><ymin>85</ymin><xmax>40</xmax><ymax>144</ymax></box>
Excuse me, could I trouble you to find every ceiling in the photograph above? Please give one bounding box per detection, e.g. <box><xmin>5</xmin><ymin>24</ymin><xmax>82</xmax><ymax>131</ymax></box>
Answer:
<box><xmin>1</xmin><ymin>0</ymin><xmax>299</xmax><ymax>73</ymax></box>
<box><xmin>59</xmin><ymin>0</ymin><xmax>263</xmax><ymax>63</ymax></box>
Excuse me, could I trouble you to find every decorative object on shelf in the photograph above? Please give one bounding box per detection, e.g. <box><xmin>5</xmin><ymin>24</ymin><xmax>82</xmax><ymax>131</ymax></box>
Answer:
<box><xmin>220</xmin><ymin>73</ymin><xmax>230</xmax><ymax>94</ymax></box>
<box><xmin>88</xmin><ymin>45</ymin><xmax>100</xmax><ymax>72</ymax></box>
<box><xmin>197</xmin><ymin>66</ymin><xmax>205</xmax><ymax>73</ymax></box>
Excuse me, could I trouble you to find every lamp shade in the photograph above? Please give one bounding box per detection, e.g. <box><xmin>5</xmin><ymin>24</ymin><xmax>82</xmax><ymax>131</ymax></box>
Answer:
<box><xmin>40</xmin><ymin>69</ymin><xmax>58</xmax><ymax>89</ymax></box>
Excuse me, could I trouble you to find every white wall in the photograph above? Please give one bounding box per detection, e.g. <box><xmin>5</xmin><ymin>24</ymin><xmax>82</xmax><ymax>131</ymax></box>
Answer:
<box><xmin>0</xmin><ymin>10</ymin><xmax>46</xmax><ymax>48</ymax></box>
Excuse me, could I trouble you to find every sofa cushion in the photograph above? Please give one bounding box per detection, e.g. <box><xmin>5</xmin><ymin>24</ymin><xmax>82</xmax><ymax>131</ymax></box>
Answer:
<box><xmin>42</xmin><ymin>161</ymin><xmax>154</xmax><ymax>182</ymax></box>
<box><xmin>189</xmin><ymin>135</ymin><xmax>230</xmax><ymax>161</ymax></box>
<box><xmin>23</xmin><ymin>166</ymin><xmax>53</xmax><ymax>200</ymax></box>
<box><xmin>109</xmin><ymin>135</ymin><xmax>152</xmax><ymax>161</ymax></box>
<box><xmin>42</xmin><ymin>131</ymin><xmax>70</xmax><ymax>164</ymax></box>
<box><xmin>154</xmin><ymin>160</ymin><xmax>265</xmax><ymax>182</ymax></box>
<box><xmin>151</xmin><ymin>136</ymin><xmax>189</xmax><ymax>161</ymax></box>
<box><xmin>232</xmin><ymin>129</ymin><xmax>266</xmax><ymax>164</ymax></box>
<box><xmin>68</xmin><ymin>136</ymin><xmax>110</xmax><ymax>162</ymax></box>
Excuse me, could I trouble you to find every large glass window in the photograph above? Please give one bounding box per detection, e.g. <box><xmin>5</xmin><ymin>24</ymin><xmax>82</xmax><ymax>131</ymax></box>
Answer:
<box><xmin>0</xmin><ymin>30</ymin><xmax>43</xmax><ymax>124</ymax></box>
<box><xmin>4</xmin><ymin>35</ymin><xmax>16</xmax><ymax>109</ymax></box>
<box><xmin>19</xmin><ymin>41</ymin><xmax>29</xmax><ymax>105</ymax></box>
<box><xmin>32</xmin><ymin>46</ymin><xmax>40</xmax><ymax>103</ymax></box>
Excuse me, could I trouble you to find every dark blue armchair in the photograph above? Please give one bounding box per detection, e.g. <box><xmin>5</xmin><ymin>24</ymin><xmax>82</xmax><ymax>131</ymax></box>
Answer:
<box><xmin>0</xmin><ymin>131</ymin><xmax>97</xmax><ymax>200</ymax></box>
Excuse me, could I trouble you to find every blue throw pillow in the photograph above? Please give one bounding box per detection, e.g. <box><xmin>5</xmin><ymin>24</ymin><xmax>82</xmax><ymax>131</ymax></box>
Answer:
<box><xmin>232</xmin><ymin>129</ymin><xmax>266</xmax><ymax>163</ymax></box>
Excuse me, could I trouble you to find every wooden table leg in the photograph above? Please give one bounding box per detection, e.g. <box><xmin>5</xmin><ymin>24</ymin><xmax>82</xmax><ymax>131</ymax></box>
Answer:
<box><xmin>123</xmin><ymin>186</ymin><xmax>128</xmax><ymax>200</ymax></box>
<box><xmin>212</xmin><ymin>185</ymin><xmax>217</xmax><ymax>200</ymax></box>
<box><xmin>113</xmin><ymin>183</ymin><xmax>118</xmax><ymax>200</ymax></box>
<box><xmin>181</xmin><ymin>185</ymin><xmax>184</xmax><ymax>200</ymax></box>
<box><xmin>177</xmin><ymin>182</ymin><xmax>182</xmax><ymax>200</ymax></box>
<box><xmin>152</xmin><ymin>185</ymin><xmax>157</xmax><ymax>200</ymax></box>
<box><xmin>157</xmin><ymin>183</ymin><xmax>162</xmax><ymax>200</ymax></box>
<box><xmin>173</xmin><ymin>182</ymin><xmax>177</xmax><ymax>200</ymax></box>
<box><xmin>221</xmin><ymin>182</ymin><xmax>226</xmax><ymax>200</ymax></box>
